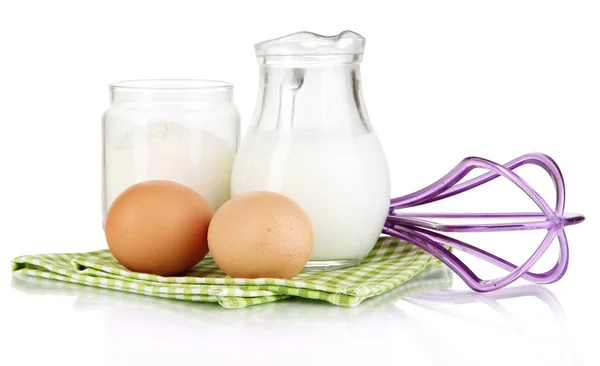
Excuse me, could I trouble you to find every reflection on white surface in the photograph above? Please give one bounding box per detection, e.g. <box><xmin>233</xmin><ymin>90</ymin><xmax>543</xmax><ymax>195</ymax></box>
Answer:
<box><xmin>11</xmin><ymin>266</ymin><xmax>583</xmax><ymax>366</ymax></box>
<box><xmin>397</xmin><ymin>285</ymin><xmax>581</xmax><ymax>366</ymax></box>
<box><xmin>408</xmin><ymin>285</ymin><xmax>566</xmax><ymax>324</ymax></box>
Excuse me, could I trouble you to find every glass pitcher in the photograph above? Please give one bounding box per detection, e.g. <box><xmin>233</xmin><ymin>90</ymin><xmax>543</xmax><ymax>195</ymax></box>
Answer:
<box><xmin>231</xmin><ymin>31</ymin><xmax>391</xmax><ymax>269</ymax></box>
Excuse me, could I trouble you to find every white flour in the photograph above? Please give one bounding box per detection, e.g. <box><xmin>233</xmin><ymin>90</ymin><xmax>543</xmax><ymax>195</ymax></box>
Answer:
<box><xmin>103</xmin><ymin>121</ymin><xmax>236</xmax><ymax>220</ymax></box>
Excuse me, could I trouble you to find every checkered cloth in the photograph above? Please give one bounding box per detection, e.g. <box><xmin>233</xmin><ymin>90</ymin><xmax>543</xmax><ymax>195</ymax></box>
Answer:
<box><xmin>11</xmin><ymin>237</ymin><xmax>441</xmax><ymax>309</ymax></box>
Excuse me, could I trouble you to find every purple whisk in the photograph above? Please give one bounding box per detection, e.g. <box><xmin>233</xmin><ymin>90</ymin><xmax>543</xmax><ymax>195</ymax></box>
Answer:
<box><xmin>383</xmin><ymin>153</ymin><xmax>585</xmax><ymax>292</ymax></box>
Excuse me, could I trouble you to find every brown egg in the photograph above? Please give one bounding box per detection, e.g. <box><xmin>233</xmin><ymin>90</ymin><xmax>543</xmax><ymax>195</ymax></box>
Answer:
<box><xmin>105</xmin><ymin>180</ymin><xmax>213</xmax><ymax>276</ymax></box>
<box><xmin>208</xmin><ymin>191</ymin><xmax>313</xmax><ymax>279</ymax></box>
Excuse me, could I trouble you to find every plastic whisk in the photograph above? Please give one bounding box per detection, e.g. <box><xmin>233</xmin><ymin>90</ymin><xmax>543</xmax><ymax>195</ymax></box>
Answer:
<box><xmin>383</xmin><ymin>153</ymin><xmax>585</xmax><ymax>292</ymax></box>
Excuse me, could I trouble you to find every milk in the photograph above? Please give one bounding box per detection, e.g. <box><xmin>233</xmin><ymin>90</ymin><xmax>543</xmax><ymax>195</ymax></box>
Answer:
<box><xmin>103</xmin><ymin>121</ymin><xmax>236</xmax><ymax>222</ymax></box>
<box><xmin>231</xmin><ymin>130</ymin><xmax>391</xmax><ymax>261</ymax></box>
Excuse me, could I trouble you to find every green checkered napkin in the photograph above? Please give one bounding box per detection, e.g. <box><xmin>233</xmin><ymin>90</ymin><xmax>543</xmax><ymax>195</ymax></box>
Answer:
<box><xmin>11</xmin><ymin>237</ymin><xmax>441</xmax><ymax>309</ymax></box>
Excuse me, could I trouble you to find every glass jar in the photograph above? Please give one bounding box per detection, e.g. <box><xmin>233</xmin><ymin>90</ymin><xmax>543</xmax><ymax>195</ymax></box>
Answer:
<box><xmin>102</xmin><ymin>80</ymin><xmax>239</xmax><ymax>226</ymax></box>
<box><xmin>231</xmin><ymin>31</ymin><xmax>391</xmax><ymax>269</ymax></box>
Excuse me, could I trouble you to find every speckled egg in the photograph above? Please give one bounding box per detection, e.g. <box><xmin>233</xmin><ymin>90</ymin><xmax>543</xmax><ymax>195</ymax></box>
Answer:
<box><xmin>207</xmin><ymin>191</ymin><xmax>313</xmax><ymax>279</ymax></box>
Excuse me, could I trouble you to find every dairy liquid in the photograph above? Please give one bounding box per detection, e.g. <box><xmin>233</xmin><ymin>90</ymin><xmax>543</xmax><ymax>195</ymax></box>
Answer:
<box><xmin>231</xmin><ymin>130</ymin><xmax>391</xmax><ymax>261</ymax></box>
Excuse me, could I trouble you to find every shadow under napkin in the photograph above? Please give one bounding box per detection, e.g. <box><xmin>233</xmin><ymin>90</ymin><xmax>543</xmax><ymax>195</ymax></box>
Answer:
<box><xmin>11</xmin><ymin>237</ymin><xmax>441</xmax><ymax>308</ymax></box>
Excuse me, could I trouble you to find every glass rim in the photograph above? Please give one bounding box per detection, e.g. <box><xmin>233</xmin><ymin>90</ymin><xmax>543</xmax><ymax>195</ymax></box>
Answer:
<box><xmin>254</xmin><ymin>30</ymin><xmax>365</xmax><ymax>57</ymax></box>
<box><xmin>110</xmin><ymin>79</ymin><xmax>233</xmax><ymax>91</ymax></box>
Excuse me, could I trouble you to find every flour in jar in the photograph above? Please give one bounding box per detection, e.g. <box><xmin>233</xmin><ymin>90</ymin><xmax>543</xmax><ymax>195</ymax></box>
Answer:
<box><xmin>103</xmin><ymin>121</ymin><xmax>236</xmax><ymax>219</ymax></box>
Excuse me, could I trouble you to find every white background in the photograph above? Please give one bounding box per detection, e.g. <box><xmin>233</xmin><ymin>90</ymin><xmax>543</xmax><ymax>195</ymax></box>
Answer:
<box><xmin>1</xmin><ymin>1</ymin><xmax>598</xmax><ymax>365</ymax></box>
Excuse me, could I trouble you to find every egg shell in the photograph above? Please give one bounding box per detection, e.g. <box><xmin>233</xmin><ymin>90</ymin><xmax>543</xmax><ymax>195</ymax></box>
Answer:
<box><xmin>105</xmin><ymin>180</ymin><xmax>213</xmax><ymax>276</ymax></box>
<box><xmin>208</xmin><ymin>191</ymin><xmax>313</xmax><ymax>279</ymax></box>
